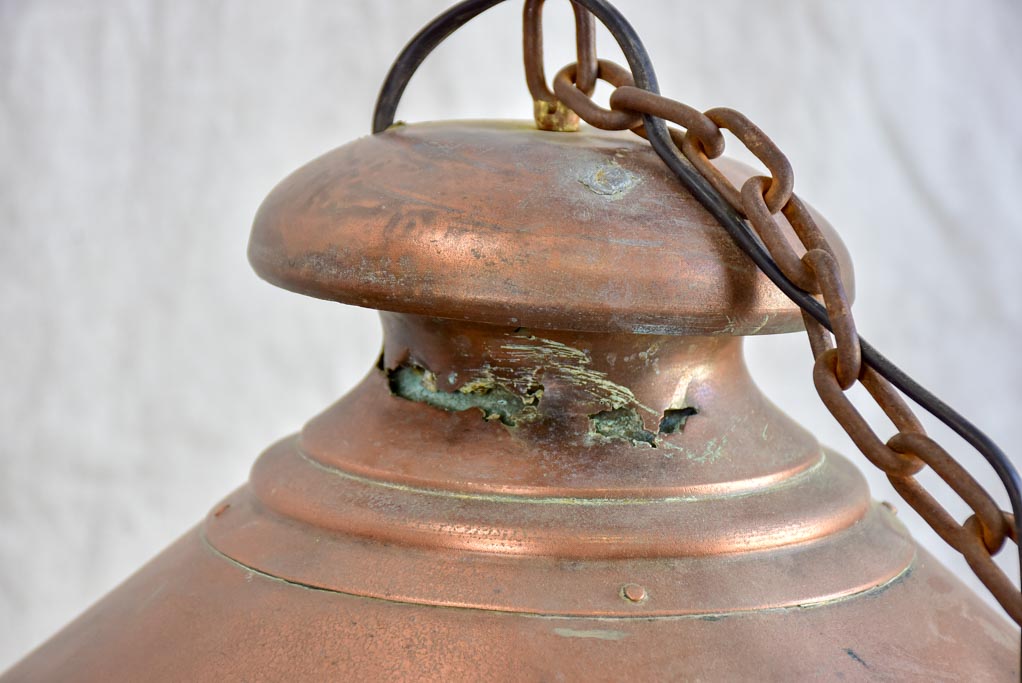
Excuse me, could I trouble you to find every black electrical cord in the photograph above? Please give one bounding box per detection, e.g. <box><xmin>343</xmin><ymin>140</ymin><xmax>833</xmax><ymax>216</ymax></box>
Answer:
<box><xmin>372</xmin><ymin>0</ymin><xmax>1022</xmax><ymax>665</ymax></box>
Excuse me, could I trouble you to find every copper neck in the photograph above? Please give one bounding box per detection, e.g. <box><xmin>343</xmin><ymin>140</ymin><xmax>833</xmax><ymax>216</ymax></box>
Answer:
<box><xmin>380</xmin><ymin>312</ymin><xmax>751</xmax><ymax>453</ymax></box>
<box><xmin>223</xmin><ymin>310</ymin><xmax>901</xmax><ymax>613</ymax></box>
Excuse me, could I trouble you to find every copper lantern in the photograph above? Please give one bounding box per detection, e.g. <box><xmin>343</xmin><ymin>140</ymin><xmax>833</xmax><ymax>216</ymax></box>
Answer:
<box><xmin>3</xmin><ymin>1</ymin><xmax>1019</xmax><ymax>680</ymax></box>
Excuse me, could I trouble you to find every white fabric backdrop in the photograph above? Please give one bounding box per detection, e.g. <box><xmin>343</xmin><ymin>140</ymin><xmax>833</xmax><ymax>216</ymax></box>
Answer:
<box><xmin>1</xmin><ymin>0</ymin><xmax>1020</xmax><ymax>668</ymax></box>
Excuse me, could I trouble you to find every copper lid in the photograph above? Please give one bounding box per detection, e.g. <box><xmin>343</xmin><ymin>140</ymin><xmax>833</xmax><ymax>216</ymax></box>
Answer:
<box><xmin>248</xmin><ymin>120</ymin><xmax>853</xmax><ymax>335</ymax></box>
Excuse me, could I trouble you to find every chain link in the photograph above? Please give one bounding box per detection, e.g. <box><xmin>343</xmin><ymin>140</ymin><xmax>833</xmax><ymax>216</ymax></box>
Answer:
<box><xmin>553</xmin><ymin>59</ymin><xmax>639</xmax><ymax>129</ymax></box>
<box><xmin>524</xmin><ymin>1</ymin><xmax>1022</xmax><ymax>627</ymax></box>
<box><xmin>523</xmin><ymin>0</ymin><xmax>598</xmax><ymax>131</ymax></box>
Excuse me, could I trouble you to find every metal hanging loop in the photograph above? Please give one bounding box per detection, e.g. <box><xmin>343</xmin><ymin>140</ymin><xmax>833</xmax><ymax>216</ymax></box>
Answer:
<box><xmin>372</xmin><ymin>0</ymin><xmax>663</xmax><ymax>136</ymax></box>
<box><xmin>523</xmin><ymin>0</ymin><xmax>598</xmax><ymax>130</ymax></box>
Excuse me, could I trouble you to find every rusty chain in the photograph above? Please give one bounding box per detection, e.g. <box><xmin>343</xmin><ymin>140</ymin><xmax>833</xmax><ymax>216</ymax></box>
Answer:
<box><xmin>523</xmin><ymin>0</ymin><xmax>597</xmax><ymax>131</ymax></box>
<box><xmin>531</xmin><ymin>1</ymin><xmax>1022</xmax><ymax>627</ymax></box>
<box><xmin>370</xmin><ymin>0</ymin><xmax>1022</xmax><ymax>663</ymax></box>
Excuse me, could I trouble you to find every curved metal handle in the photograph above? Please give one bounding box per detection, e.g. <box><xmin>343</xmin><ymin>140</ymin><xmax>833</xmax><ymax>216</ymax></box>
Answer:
<box><xmin>373</xmin><ymin>0</ymin><xmax>660</xmax><ymax>134</ymax></box>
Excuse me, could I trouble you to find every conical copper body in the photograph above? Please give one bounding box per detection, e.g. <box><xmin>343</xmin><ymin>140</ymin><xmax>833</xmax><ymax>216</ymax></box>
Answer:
<box><xmin>3</xmin><ymin>123</ymin><xmax>1016</xmax><ymax>681</ymax></box>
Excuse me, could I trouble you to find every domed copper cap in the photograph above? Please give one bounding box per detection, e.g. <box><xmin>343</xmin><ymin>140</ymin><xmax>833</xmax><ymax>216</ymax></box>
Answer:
<box><xmin>248</xmin><ymin>121</ymin><xmax>853</xmax><ymax>335</ymax></box>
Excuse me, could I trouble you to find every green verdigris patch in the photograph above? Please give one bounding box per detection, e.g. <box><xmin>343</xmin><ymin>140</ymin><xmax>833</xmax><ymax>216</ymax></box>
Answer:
<box><xmin>588</xmin><ymin>407</ymin><xmax>657</xmax><ymax>448</ymax></box>
<box><xmin>387</xmin><ymin>365</ymin><xmax>539</xmax><ymax>426</ymax></box>
<box><xmin>386</xmin><ymin>333</ymin><xmax>698</xmax><ymax>450</ymax></box>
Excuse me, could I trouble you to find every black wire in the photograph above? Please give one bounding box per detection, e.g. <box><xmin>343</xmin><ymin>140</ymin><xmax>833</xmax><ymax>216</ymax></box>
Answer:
<box><xmin>372</xmin><ymin>0</ymin><xmax>1022</xmax><ymax>661</ymax></box>
<box><xmin>373</xmin><ymin>0</ymin><xmax>662</xmax><ymax>133</ymax></box>
<box><xmin>373</xmin><ymin>0</ymin><xmax>506</xmax><ymax>135</ymax></box>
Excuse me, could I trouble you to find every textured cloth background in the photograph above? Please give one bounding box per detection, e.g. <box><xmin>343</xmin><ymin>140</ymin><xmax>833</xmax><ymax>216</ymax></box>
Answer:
<box><xmin>1</xmin><ymin>0</ymin><xmax>1020</xmax><ymax>668</ymax></box>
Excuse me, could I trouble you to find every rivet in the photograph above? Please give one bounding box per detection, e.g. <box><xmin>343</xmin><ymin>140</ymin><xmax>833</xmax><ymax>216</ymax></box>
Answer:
<box><xmin>621</xmin><ymin>583</ymin><xmax>647</xmax><ymax>603</ymax></box>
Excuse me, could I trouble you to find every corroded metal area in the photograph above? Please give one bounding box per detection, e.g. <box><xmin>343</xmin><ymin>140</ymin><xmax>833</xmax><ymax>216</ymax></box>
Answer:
<box><xmin>248</xmin><ymin>121</ymin><xmax>854</xmax><ymax>335</ymax></box>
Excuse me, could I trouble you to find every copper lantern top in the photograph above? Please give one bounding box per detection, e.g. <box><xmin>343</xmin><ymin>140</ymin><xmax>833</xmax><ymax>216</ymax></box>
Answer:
<box><xmin>248</xmin><ymin>120</ymin><xmax>853</xmax><ymax>335</ymax></box>
<box><xmin>5</xmin><ymin>119</ymin><xmax>1014</xmax><ymax>681</ymax></box>
<box><xmin>3</xmin><ymin>0</ymin><xmax>1018</xmax><ymax>674</ymax></box>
